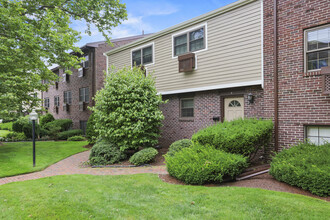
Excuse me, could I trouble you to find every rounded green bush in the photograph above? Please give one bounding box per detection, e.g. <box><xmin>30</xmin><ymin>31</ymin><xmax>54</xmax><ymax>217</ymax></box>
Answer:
<box><xmin>192</xmin><ymin>118</ymin><xmax>273</xmax><ymax>159</ymax></box>
<box><xmin>5</xmin><ymin>132</ymin><xmax>27</xmax><ymax>141</ymax></box>
<box><xmin>57</xmin><ymin>129</ymin><xmax>83</xmax><ymax>140</ymax></box>
<box><xmin>165</xmin><ymin>144</ymin><xmax>248</xmax><ymax>185</ymax></box>
<box><xmin>86</xmin><ymin>113</ymin><xmax>97</xmax><ymax>144</ymax></box>
<box><xmin>129</xmin><ymin>148</ymin><xmax>158</xmax><ymax>166</ymax></box>
<box><xmin>44</xmin><ymin>119</ymin><xmax>73</xmax><ymax>132</ymax></box>
<box><xmin>167</xmin><ymin>139</ymin><xmax>192</xmax><ymax>157</ymax></box>
<box><xmin>270</xmin><ymin>143</ymin><xmax>330</xmax><ymax>197</ymax></box>
<box><xmin>89</xmin><ymin>140</ymin><xmax>127</xmax><ymax>165</ymax></box>
<box><xmin>39</xmin><ymin>113</ymin><xmax>55</xmax><ymax>127</ymax></box>
<box><xmin>22</xmin><ymin>123</ymin><xmax>40</xmax><ymax>139</ymax></box>
<box><xmin>68</xmin><ymin>136</ymin><xmax>86</xmax><ymax>141</ymax></box>
<box><xmin>12</xmin><ymin>117</ymin><xmax>29</xmax><ymax>133</ymax></box>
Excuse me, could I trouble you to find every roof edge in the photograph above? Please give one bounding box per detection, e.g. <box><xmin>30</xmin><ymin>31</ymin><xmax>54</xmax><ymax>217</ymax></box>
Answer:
<box><xmin>105</xmin><ymin>0</ymin><xmax>257</xmax><ymax>56</ymax></box>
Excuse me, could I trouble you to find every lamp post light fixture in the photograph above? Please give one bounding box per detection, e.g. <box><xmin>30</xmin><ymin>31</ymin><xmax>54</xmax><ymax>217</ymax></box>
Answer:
<box><xmin>247</xmin><ymin>93</ymin><xmax>254</xmax><ymax>104</ymax></box>
<box><xmin>29</xmin><ymin>110</ymin><xmax>38</xmax><ymax>167</ymax></box>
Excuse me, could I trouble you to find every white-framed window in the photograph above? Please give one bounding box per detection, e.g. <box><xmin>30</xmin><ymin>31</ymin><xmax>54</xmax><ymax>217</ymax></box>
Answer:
<box><xmin>54</xmin><ymin>96</ymin><xmax>60</xmax><ymax>107</ymax></box>
<box><xmin>44</xmin><ymin>97</ymin><xmax>50</xmax><ymax>108</ymax></box>
<box><xmin>131</xmin><ymin>42</ymin><xmax>154</xmax><ymax>66</ymax></box>
<box><xmin>305</xmin><ymin>25</ymin><xmax>330</xmax><ymax>72</ymax></box>
<box><xmin>305</xmin><ymin>126</ymin><xmax>330</xmax><ymax>145</ymax></box>
<box><xmin>79</xmin><ymin>87</ymin><xmax>89</xmax><ymax>103</ymax></box>
<box><xmin>63</xmin><ymin>91</ymin><xmax>72</xmax><ymax>104</ymax></box>
<box><xmin>172</xmin><ymin>23</ymin><xmax>207</xmax><ymax>57</ymax></box>
<box><xmin>82</xmin><ymin>54</ymin><xmax>89</xmax><ymax>68</ymax></box>
<box><xmin>180</xmin><ymin>98</ymin><xmax>194</xmax><ymax>118</ymax></box>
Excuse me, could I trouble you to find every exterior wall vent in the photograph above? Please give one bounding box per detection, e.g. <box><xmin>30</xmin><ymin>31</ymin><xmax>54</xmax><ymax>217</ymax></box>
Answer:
<box><xmin>321</xmin><ymin>66</ymin><xmax>330</xmax><ymax>94</ymax></box>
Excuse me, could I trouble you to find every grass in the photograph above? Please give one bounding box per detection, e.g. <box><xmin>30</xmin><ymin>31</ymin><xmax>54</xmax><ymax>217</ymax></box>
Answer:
<box><xmin>0</xmin><ymin>130</ymin><xmax>11</xmax><ymax>137</ymax></box>
<box><xmin>0</xmin><ymin>141</ymin><xmax>88</xmax><ymax>178</ymax></box>
<box><xmin>0</xmin><ymin>174</ymin><xmax>329</xmax><ymax>219</ymax></box>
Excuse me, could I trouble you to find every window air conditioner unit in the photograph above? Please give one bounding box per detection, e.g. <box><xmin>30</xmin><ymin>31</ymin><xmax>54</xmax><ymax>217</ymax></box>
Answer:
<box><xmin>178</xmin><ymin>53</ymin><xmax>195</xmax><ymax>72</ymax></box>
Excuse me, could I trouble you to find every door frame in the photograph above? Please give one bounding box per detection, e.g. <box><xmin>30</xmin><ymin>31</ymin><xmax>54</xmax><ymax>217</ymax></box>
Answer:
<box><xmin>220</xmin><ymin>94</ymin><xmax>245</xmax><ymax>122</ymax></box>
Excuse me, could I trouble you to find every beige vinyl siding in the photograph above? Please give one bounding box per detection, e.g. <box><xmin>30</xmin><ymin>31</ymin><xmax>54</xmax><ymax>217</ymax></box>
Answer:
<box><xmin>108</xmin><ymin>0</ymin><xmax>262</xmax><ymax>94</ymax></box>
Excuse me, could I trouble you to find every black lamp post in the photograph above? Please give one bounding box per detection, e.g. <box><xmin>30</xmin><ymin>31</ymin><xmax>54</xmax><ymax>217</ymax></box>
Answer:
<box><xmin>29</xmin><ymin>110</ymin><xmax>38</xmax><ymax>167</ymax></box>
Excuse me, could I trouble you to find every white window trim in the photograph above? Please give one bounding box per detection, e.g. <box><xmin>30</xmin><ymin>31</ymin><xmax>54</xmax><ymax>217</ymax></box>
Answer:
<box><xmin>304</xmin><ymin>24</ymin><xmax>330</xmax><ymax>73</ymax></box>
<box><xmin>172</xmin><ymin>22</ymin><xmax>208</xmax><ymax>59</ymax></box>
<box><xmin>130</xmin><ymin>42</ymin><xmax>155</xmax><ymax>67</ymax></box>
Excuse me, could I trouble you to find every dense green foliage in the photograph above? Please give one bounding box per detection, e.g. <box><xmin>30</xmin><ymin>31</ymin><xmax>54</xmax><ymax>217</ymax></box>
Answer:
<box><xmin>165</xmin><ymin>144</ymin><xmax>248</xmax><ymax>185</ymax></box>
<box><xmin>0</xmin><ymin>0</ymin><xmax>127</xmax><ymax>118</ymax></box>
<box><xmin>39</xmin><ymin>113</ymin><xmax>55</xmax><ymax>127</ymax></box>
<box><xmin>12</xmin><ymin>116</ymin><xmax>29</xmax><ymax>133</ymax></box>
<box><xmin>0</xmin><ymin>130</ymin><xmax>11</xmax><ymax>138</ymax></box>
<box><xmin>22</xmin><ymin>122</ymin><xmax>41</xmax><ymax>139</ymax></box>
<box><xmin>0</xmin><ymin>141</ymin><xmax>87</xmax><ymax>178</ymax></box>
<box><xmin>89</xmin><ymin>140</ymin><xmax>127</xmax><ymax>165</ymax></box>
<box><xmin>0</xmin><ymin>175</ymin><xmax>329</xmax><ymax>219</ymax></box>
<box><xmin>44</xmin><ymin>119</ymin><xmax>72</xmax><ymax>132</ymax></box>
<box><xmin>57</xmin><ymin>129</ymin><xmax>83</xmax><ymax>140</ymax></box>
<box><xmin>270</xmin><ymin>143</ymin><xmax>330</xmax><ymax>197</ymax></box>
<box><xmin>3</xmin><ymin>132</ymin><xmax>27</xmax><ymax>141</ymax></box>
<box><xmin>67</xmin><ymin>136</ymin><xmax>86</xmax><ymax>141</ymax></box>
<box><xmin>129</xmin><ymin>148</ymin><xmax>158</xmax><ymax>166</ymax></box>
<box><xmin>0</xmin><ymin>122</ymin><xmax>13</xmax><ymax>131</ymax></box>
<box><xmin>92</xmin><ymin>66</ymin><xmax>165</xmax><ymax>151</ymax></box>
<box><xmin>86</xmin><ymin>113</ymin><xmax>97</xmax><ymax>144</ymax></box>
<box><xmin>167</xmin><ymin>139</ymin><xmax>192</xmax><ymax>157</ymax></box>
<box><xmin>192</xmin><ymin>118</ymin><xmax>273</xmax><ymax>158</ymax></box>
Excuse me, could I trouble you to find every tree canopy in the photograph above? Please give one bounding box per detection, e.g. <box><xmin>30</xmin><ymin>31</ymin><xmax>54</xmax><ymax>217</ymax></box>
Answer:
<box><xmin>0</xmin><ymin>0</ymin><xmax>127</xmax><ymax>118</ymax></box>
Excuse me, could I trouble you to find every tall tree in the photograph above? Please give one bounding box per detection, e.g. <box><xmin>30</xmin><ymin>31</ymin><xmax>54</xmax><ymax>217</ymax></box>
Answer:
<box><xmin>0</xmin><ymin>0</ymin><xmax>127</xmax><ymax>118</ymax></box>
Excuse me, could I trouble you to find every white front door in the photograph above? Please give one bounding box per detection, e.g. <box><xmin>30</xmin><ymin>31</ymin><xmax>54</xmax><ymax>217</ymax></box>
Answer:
<box><xmin>224</xmin><ymin>97</ymin><xmax>244</xmax><ymax>121</ymax></box>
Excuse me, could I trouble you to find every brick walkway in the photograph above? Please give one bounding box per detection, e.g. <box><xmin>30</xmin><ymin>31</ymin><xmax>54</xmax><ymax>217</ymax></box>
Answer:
<box><xmin>0</xmin><ymin>151</ymin><xmax>168</xmax><ymax>186</ymax></box>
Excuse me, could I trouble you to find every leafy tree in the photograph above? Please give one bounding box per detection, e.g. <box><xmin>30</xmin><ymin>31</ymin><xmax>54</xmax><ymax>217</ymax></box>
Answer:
<box><xmin>86</xmin><ymin>113</ymin><xmax>98</xmax><ymax>145</ymax></box>
<box><xmin>0</xmin><ymin>0</ymin><xmax>127</xmax><ymax>118</ymax></box>
<box><xmin>92</xmin><ymin>66</ymin><xmax>165</xmax><ymax>152</ymax></box>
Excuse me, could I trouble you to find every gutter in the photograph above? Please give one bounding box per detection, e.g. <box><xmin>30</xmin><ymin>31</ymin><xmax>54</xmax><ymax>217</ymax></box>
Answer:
<box><xmin>274</xmin><ymin>0</ymin><xmax>279</xmax><ymax>152</ymax></box>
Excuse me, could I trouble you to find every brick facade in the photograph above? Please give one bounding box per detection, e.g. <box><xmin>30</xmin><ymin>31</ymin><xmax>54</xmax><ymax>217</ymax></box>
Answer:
<box><xmin>159</xmin><ymin>85</ymin><xmax>264</xmax><ymax>147</ymax></box>
<box><xmin>263</xmin><ymin>0</ymin><xmax>330</xmax><ymax>148</ymax></box>
<box><xmin>43</xmin><ymin>36</ymin><xmax>146</xmax><ymax>129</ymax></box>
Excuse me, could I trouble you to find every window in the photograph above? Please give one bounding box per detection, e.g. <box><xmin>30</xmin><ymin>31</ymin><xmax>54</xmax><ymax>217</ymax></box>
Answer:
<box><xmin>132</xmin><ymin>45</ymin><xmax>153</xmax><ymax>66</ymax></box>
<box><xmin>82</xmin><ymin>54</ymin><xmax>89</xmax><ymax>68</ymax></box>
<box><xmin>44</xmin><ymin>97</ymin><xmax>50</xmax><ymax>108</ymax></box>
<box><xmin>54</xmin><ymin>96</ymin><xmax>60</xmax><ymax>107</ymax></box>
<box><xmin>306</xmin><ymin>25</ymin><xmax>330</xmax><ymax>71</ymax></box>
<box><xmin>79</xmin><ymin>87</ymin><xmax>89</xmax><ymax>103</ymax></box>
<box><xmin>180</xmin><ymin>98</ymin><xmax>194</xmax><ymax>118</ymax></box>
<box><xmin>80</xmin><ymin>121</ymin><xmax>87</xmax><ymax>134</ymax></box>
<box><xmin>63</xmin><ymin>91</ymin><xmax>72</xmax><ymax>104</ymax></box>
<box><xmin>229</xmin><ymin>100</ymin><xmax>241</xmax><ymax>107</ymax></box>
<box><xmin>174</xmin><ymin>27</ymin><xmax>205</xmax><ymax>56</ymax></box>
<box><xmin>306</xmin><ymin>126</ymin><xmax>330</xmax><ymax>145</ymax></box>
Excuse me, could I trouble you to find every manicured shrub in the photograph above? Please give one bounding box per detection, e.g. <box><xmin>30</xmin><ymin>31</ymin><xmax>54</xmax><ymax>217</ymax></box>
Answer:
<box><xmin>270</xmin><ymin>143</ymin><xmax>330</xmax><ymax>197</ymax></box>
<box><xmin>86</xmin><ymin>113</ymin><xmax>97</xmax><ymax>144</ymax></box>
<box><xmin>47</xmin><ymin>126</ymin><xmax>61</xmax><ymax>140</ymax></box>
<box><xmin>68</xmin><ymin>136</ymin><xmax>86</xmax><ymax>141</ymax></box>
<box><xmin>89</xmin><ymin>140</ymin><xmax>127</xmax><ymax>165</ymax></box>
<box><xmin>43</xmin><ymin>119</ymin><xmax>72</xmax><ymax>132</ymax></box>
<box><xmin>165</xmin><ymin>144</ymin><xmax>248</xmax><ymax>185</ymax></box>
<box><xmin>167</xmin><ymin>139</ymin><xmax>192</xmax><ymax>157</ymax></box>
<box><xmin>39</xmin><ymin>113</ymin><xmax>55</xmax><ymax>127</ymax></box>
<box><xmin>92</xmin><ymin>66</ymin><xmax>165</xmax><ymax>152</ymax></box>
<box><xmin>12</xmin><ymin>117</ymin><xmax>29</xmax><ymax>133</ymax></box>
<box><xmin>5</xmin><ymin>132</ymin><xmax>27</xmax><ymax>141</ymax></box>
<box><xmin>22</xmin><ymin>123</ymin><xmax>40</xmax><ymax>139</ymax></box>
<box><xmin>0</xmin><ymin>122</ymin><xmax>13</xmax><ymax>131</ymax></box>
<box><xmin>129</xmin><ymin>148</ymin><xmax>158</xmax><ymax>166</ymax></box>
<box><xmin>192</xmin><ymin>118</ymin><xmax>273</xmax><ymax>159</ymax></box>
<box><xmin>57</xmin><ymin>129</ymin><xmax>83</xmax><ymax>140</ymax></box>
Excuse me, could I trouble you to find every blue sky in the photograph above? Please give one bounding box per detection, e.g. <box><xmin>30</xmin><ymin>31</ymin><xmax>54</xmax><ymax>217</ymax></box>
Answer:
<box><xmin>73</xmin><ymin>0</ymin><xmax>237</xmax><ymax>47</ymax></box>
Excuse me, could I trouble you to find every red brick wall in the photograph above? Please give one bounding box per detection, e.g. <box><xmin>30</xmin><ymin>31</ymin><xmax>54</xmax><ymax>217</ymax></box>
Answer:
<box><xmin>159</xmin><ymin>86</ymin><xmax>264</xmax><ymax>147</ymax></box>
<box><xmin>263</xmin><ymin>0</ymin><xmax>330</xmax><ymax>148</ymax></box>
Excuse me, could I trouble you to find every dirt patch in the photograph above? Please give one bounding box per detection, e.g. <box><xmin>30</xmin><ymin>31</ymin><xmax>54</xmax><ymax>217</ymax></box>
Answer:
<box><xmin>159</xmin><ymin>173</ymin><xmax>329</xmax><ymax>202</ymax></box>
<box><xmin>83</xmin><ymin>144</ymin><xmax>93</xmax><ymax>149</ymax></box>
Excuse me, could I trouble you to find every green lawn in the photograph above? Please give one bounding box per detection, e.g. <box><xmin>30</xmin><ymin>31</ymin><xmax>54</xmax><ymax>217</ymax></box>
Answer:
<box><xmin>0</xmin><ymin>130</ymin><xmax>11</xmax><ymax>137</ymax></box>
<box><xmin>0</xmin><ymin>174</ymin><xmax>329</xmax><ymax>219</ymax></box>
<box><xmin>0</xmin><ymin>141</ymin><xmax>88</xmax><ymax>178</ymax></box>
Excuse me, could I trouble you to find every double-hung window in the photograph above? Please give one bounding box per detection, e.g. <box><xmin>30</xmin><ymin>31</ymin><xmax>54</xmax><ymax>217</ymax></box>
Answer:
<box><xmin>174</xmin><ymin>26</ymin><xmax>205</xmax><ymax>56</ymax></box>
<box><xmin>306</xmin><ymin>25</ymin><xmax>330</xmax><ymax>71</ymax></box>
<box><xmin>79</xmin><ymin>87</ymin><xmax>89</xmax><ymax>103</ymax></box>
<box><xmin>64</xmin><ymin>91</ymin><xmax>72</xmax><ymax>104</ymax></box>
<box><xmin>54</xmin><ymin>96</ymin><xmax>60</xmax><ymax>107</ymax></box>
<box><xmin>132</xmin><ymin>45</ymin><xmax>153</xmax><ymax>66</ymax></box>
<box><xmin>82</xmin><ymin>54</ymin><xmax>89</xmax><ymax>68</ymax></box>
<box><xmin>44</xmin><ymin>97</ymin><xmax>50</xmax><ymax>108</ymax></box>
<box><xmin>180</xmin><ymin>98</ymin><xmax>194</xmax><ymax>118</ymax></box>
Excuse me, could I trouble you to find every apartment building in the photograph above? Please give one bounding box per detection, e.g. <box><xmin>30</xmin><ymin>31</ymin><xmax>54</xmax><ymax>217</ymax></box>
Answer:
<box><xmin>42</xmin><ymin>35</ymin><xmax>147</xmax><ymax>132</ymax></box>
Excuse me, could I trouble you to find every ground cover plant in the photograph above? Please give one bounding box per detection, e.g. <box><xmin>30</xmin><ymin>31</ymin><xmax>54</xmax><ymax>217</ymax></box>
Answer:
<box><xmin>0</xmin><ymin>141</ymin><xmax>87</xmax><ymax>178</ymax></box>
<box><xmin>92</xmin><ymin>66</ymin><xmax>165</xmax><ymax>152</ymax></box>
<box><xmin>270</xmin><ymin>143</ymin><xmax>330</xmax><ymax>197</ymax></box>
<box><xmin>192</xmin><ymin>118</ymin><xmax>273</xmax><ymax>159</ymax></box>
<box><xmin>129</xmin><ymin>148</ymin><xmax>158</xmax><ymax>166</ymax></box>
<box><xmin>165</xmin><ymin>144</ymin><xmax>248</xmax><ymax>185</ymax></box>
<box><xmin>0</xmin><ymin>174</ymin><xmax>329</xmax><ymax>219</ymax></box>
<box><xmin>89</xmin><ymin>140</ymin><xmax>126</xmax><ymax>165</ymax></box>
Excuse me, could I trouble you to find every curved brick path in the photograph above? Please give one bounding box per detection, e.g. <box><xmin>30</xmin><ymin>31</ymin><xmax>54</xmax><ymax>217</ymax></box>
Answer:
<box><xmin>0</xmin><ymin>151</ymin><xmax>168</xmax><ymax>186</ymax></box>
